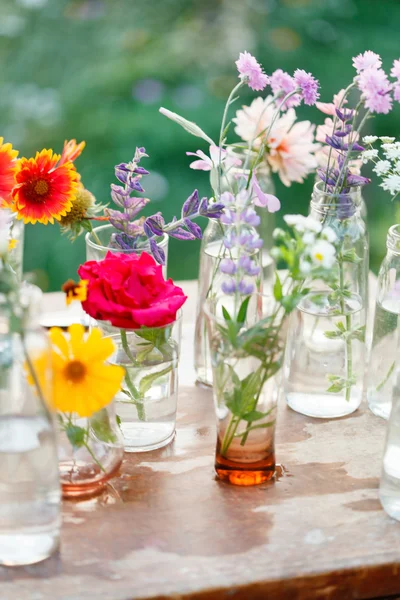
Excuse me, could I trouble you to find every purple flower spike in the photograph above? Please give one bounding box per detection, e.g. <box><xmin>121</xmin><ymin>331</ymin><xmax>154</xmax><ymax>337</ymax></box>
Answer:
<box><xmin>181</xmin><ymin>190</ymin><xmax>200</xmax><ymax>218</ymax></box>
<box><xmin>167</xmin><ymin>227</ymin><xmax>196</xmax><ymax>241</ymax></box>
<box><xmin>241</xmin><ymin>207</ymin><xmax>260</xmax><ymax>227</ymax></box>
<box><xmin>345</xmin><ymin>141</ymin><xmax>365</xmax><ymax>152</ymax></box>
<box><xmin>238</xmin><ymin>280</ymin><xmax>255</xmax><ymax>295</ymax></box>
<box><xmin>335</xmin><ymin>107</ymin><xmax>354</xmax><ymax>122</ymax></box>
<box><xmin>346</xmin><ymin>174</ymin><xmax>371</xmax><ymax>187</ymax></box>
<box><xmin>220</xmin><ymin>209</ymin><xmax>236</xmax><ymax>225</ymax></box>
<box><xmin>184</xmin><ymin>218</ymin><xmax>202</xmax><ymax>239</ymax></box>
<box><xmin>221</xmin><ymin>279</ymin><xmax>236</xmax><ymax>295</ymax></box>
<box><xmin>115</xmin><ymin>169</ymin><xmax>129</xmax><ymax>185</ymax></box>
<box><xmin>111</xmin><ymin>184</ymin><xmax>130</xmax><ymax>207</ymax></box>
<box><xmin>144</xmin><ymin>213</ymin><xmax>165</xmax><ymax>237</ymax></box>
<box><xmin>203</xmin><ymin>203</ymin><xmax>225</xmax><ymax>218</ymax></box>
<box><xmin>325</xmin><ymin>135</ymin><xmax>342</xmax><ymax>150</ymax></box>
<box><xmin>127</xmin><ymin>175</ymin><xmax>144</xmax><ymax>193</ymax></box>
<box><xmin>150</xmin><ymin>239</ymin><xmax>165</xmax><ymax>265</ymax></box>
<box><xmin>220</xmin><ymin>259</ymin><xmax>237</xmax><ymax>275</ymax></box>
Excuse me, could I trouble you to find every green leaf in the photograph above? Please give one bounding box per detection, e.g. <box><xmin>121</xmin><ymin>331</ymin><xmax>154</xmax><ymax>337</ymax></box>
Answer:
<box><xmin>222</xmin><ymin>305</ymin><xmax>232</xmax><ymax>322</ymax></box>
<box><xmin>139</xmin><ymin>364</ymin><xmax>173</xmax><ymax>396</ymax></box>
<box><xmin>90</xmin><ymin>410</ymin><xmax>117</xmax><ymax>444</ymax></box>
<box><xmin>324</xmin><ymin>330</ymin><xmax>343</xmax><ymax>339</ymax></box>
<box><xmin>241</xmin><ymin>409</ymin><xmax>273</xmax><ymax>423</ymax></box>
<box><xmin>341</xmin><ymin>249</ymin><xmax>362</xmax><ymax>264</ymax></box>
<box><xmin>116</xmin><ymin>414</ymin><xmax>122</xmax><ymax>428</ymax></box>
<box><xmin>237</xmin><ymin>296</ymin><xmax>250</xmax><ymax>325</ymax></box>
<box><xmin>65</xmin><ymin>423</ymin><xmax>86</xmax><ymax>449</ymax></box>
<box><xmin>349</xmin><ymin>325</ymin><xmax>366</xmax><ymax>343</ymax></box>
<box><xmin>221</xmin><ymin>121</ymin><xmax>231</xmax><ymax>141</ymax></box>
<box><xmin>159</xmin><ymin>107</ymin><xmax>215</xmax><ymax>145</ymax></box>
<box><xmin>273</xmin><ymin>272</ymin><xmax>283</xmax><ymax>302</ymax></box>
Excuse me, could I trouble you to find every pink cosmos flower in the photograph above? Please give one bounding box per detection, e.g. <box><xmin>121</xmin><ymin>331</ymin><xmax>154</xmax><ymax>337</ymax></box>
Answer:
<box><xmin>357</xmin><ymin>67</ymin><xmax>393</xmax><ymax>114</ymax></box>
<box><xmin>270</xmin><ymin>69</ymin><xmax>301</xmax><ymax>110</ymax></box>
<box><xmin>186</xmin><ymin>145</ymin><xmax>226</xmax><ymax>171</ymax></box>
<box><xmin>352</xmin><ymin>51</ymin><xmax>382</xmax><ymax>74</ymax></box>
<box><xmin>316</xmin><ymin>89</ymin><xmax>348</xmax><ymax>116</ymax></box>
<box><xmin>251</xmin><ymin>173</ymin><xmax>280</xmax><ymax>212</ymax></box>
<box><xmin>235</xmin><ymin>51</ymin><xmax>269</xmax><ymax>91</ymax></box>
<box><xmin>233</xmin><ymin>97</ymin><xmax>319</xmax><ymax>187</ymax></box>
<box><xmin>293</xmin><ymin>69</ymin><xmax>320</xmax><ymax>105</ymax></box>
<box><xmin>391</xmin><ymin>59</ymin><xmax>400</xmax><ymax>80</ymax></box>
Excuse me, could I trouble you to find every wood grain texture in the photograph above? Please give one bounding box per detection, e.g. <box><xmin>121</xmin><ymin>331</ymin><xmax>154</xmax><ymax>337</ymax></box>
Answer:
<box><xmin>3</xmin><ymin>278</ymin><xmax>400</xmax><ymax>600</ymax></box>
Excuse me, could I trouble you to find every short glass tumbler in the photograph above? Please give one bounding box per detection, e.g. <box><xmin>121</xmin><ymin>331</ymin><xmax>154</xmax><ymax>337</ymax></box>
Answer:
<box><xmin>284</xmin><ymin>182</ymin><xmax>368</xmax><ymax>418</ymax></box>
<box><xmin>103</xmin><ymin>313</ymin><xmax>182</xmax><ymax>452</ymax></box>
<box><xmin>367</xmin><ymin>225</ymin><xmax>400</xmax><ymax>420</ymax></box>
<box><xmin>86</xmin><ymin>224</ymin><xmax>169</xmax><ymax>276</ymax></box>
<box><xmin>0</xmin><ymin>285</ymin><xmax>60</xmax><ymax>565</ymax></box>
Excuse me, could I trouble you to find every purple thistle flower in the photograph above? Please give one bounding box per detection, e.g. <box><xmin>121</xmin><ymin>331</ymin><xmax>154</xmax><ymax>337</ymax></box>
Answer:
<box><xmin>293</xmin><ymin>69</ymin><xmax>320</xmax><ymax>106</ymax></box>
<box><xmin>352</xmin><ymin>51</ymin><xmax>382</xmax><ymax>74</ymax></box>
<box><xmin>235</xmin><ymin>51</ymin><xmax>269</xmax><ymax>91</ymax></box>
<box><xmin>270</xmin><ymin>69</ymin><xmax>301</xmax><ymax>110</ymax></box>
<box><xmin>149</xmin><ymin>239</ymin><xmax>165</xmax><ymax>265</ymax></box>
<box><xmin>220</xmin><ymin>259</ymin><xmax>237</xmax><ymax>275</ymax></box>
<box><xmin>221</xmin><ymin>279</ymin><xmax>236</xmax><ymax>295</ymax></box>
<box><xmin>181</xmin><ymin>189</ymin><xmax>200</xmax><ymax>218</ymax></box>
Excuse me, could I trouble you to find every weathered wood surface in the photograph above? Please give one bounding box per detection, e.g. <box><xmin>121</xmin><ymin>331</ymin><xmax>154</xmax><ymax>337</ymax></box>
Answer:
<box><xmin>3</xmin><ymin>278</ymin><xmax>400</xmax><ymax>600</ymax></box>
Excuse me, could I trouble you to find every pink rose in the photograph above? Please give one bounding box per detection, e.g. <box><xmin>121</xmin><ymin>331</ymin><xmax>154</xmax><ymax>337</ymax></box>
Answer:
<box><xmin>78</xmin><ymin>252</ymin><xmax>187</xmax><ymax>329</ymax></box>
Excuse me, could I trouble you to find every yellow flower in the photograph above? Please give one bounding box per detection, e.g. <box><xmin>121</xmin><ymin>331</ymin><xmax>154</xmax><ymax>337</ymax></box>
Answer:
<box><xmin>62</xmin><ymin>279</ymin><xmax>88</xmax><ymax>305</ymax></box>
<box><xmin>49</xmin><ymin>324</ymin><xmax>124</xmax><ymax>417</ymax></box>
<box><xmin>8</xmin><ymin>238</ymin><xmax>18</xmax><ymax>251</ymax></box>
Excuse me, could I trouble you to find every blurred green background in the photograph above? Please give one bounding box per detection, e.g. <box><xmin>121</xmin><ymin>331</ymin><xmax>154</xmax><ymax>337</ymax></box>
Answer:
<box><xmin>1</xmin><ymin>0</ymin><xmax>399</xmax><ymax>290</ymax></box>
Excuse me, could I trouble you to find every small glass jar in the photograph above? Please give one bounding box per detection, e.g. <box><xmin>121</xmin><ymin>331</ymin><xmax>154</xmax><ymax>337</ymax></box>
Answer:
<box><xmin>379</xmin><ymin>394</ymin><xmax>400</xmax><ymax>520</ymax></box>
<box><xmin>57</xmin><ymin>402</ymin><xmax>124</xmax><ymax>499</ymax></box>
<box><xmin>86</xmin><ymin>224</ymin><xmax>169</xmax><ymax>276</ymax></box>
<box><xmin>100</xmin><ymin>312</ymin><xmax>182</xmax><ymax>452</ymax></box>
<box><xmin>284</xmin><ymin>182</ymin><xmax>369</xmax><ymax>418</ymax></box>
<box><xmin>0</xmin><ymin>285</ymin><xmax>61</xmax><ymax>565</ymax></box>
<box><xmin>205</xmin><ymin>294</ymin><xmax>279</xmax><ymax>486</ymax></box>
<box><xmin>367</xmin><ymin>225</ymin><xmax>400</xmax><ymax>420</ymax></box>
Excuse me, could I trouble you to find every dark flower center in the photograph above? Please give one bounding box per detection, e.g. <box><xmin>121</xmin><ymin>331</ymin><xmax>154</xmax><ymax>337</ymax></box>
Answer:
<box><xmin>65</xmin><ymin>360</ymin><xmax>86</xmax><ymax>382</ymax></box>
<box><xmin>34</xmin><ymin>179</ymin><xmax>49</xmax><ymax>196</ymax></box>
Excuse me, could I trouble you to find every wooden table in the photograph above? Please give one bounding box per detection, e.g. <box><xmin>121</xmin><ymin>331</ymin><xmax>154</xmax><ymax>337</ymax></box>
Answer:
<box><xmin>2</xmin><ymin>279</ymin><xmax>400</xmax><ymax>600</ymax></box>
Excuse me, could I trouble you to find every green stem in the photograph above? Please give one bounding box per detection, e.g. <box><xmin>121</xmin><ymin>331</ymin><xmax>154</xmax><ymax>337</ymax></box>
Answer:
<box><xmin>120</xmin><ymin>329</ymin><xmax>146</xmax><ymax>420</ymax></box>
<box><xmin>339</xmin><ymin>258</ymin><xmax>353</xmax><ymax>402</ymax></box>
<box><xmin>218</xmin><ymin>81</ymin><xmax>245</xmax><ymax>196</ymax></box>
<box><xmin>220</xmin><ymin>415</ymin><xmax>240</xmax><ymax>456</ymax></box>
<box><xmin>88</xmin><ymin>222</ymin><xmax>103</xmax><ymax>246</ymax></box>
<box><xmin>83</xmin><ymin>439</ymin><xmax>106</xmax><ymax>473</ymax></box>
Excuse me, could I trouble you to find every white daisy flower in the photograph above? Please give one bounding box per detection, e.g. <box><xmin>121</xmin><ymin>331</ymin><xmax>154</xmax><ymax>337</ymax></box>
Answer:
<box><xmin>363</xmin><ymin>135</ymin><xmax>378</xmax><ymax>144</ymax></box>
<box><xmin>381</xmin><ymin>174</ymin><xmax>400</xmax><ymax>195</ymax></box>
<box><xmin>302</xmin><ymin>231</ymin><xmax>316</xmax><ymax>245</ymax></box>
<box><xmin>380</xmin><ymin>136</ymin><xmax>395</xmax><ymax>144</ymax></box>
<box><xmin>373</xmin><ymin>160</ymin><xmax>391</xmax><ymax>176</ymax></box>
<box><xmin>310</xmin><ymin>239</ymin><xmax>336</xmax><ymax>269</ymax></box>
<box><xmin>362</xmin><ymin>148</ymin><xmax>379</xmax><ymax>163</ymax></box>
<box><xmin>321</xmin><ymin>226</ymin><xmax>337</xmax><ymax>243</ymax></box>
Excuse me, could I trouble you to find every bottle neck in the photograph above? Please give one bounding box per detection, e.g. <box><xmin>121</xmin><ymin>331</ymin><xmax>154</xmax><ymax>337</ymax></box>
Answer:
<box><xmin>386</xmin><ymin>224</ymin><xmax>400</xmax><ymax>256</ymax></box>
<box><xmin>311</xmin><ymin>181</ymin><xmax>361</xmax><ymax>220</ymax></box>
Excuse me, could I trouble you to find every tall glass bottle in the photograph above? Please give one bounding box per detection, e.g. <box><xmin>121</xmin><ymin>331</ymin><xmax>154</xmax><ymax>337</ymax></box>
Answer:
<box><xmin>284</xmin><ymin>182</ymin><xmax>369</xmax><ymax>418</ymax></box>
<box><xmin>194</xmin><ymin>154</ymin><xmax>270</xmax><ymax>387</ymax></box>
<box><xmin>379</xmin><ymin>393</ymin><xmax>400</xmax><ymax>520</ymax></box>
<box><xmin>0</xmin><ymin>285</ymin><xmax>61</xmax><ymax>565</ymax></box>
<box><xmin>367</xmin><ymin>225</ymin><xmax>400</xmax><ymax>420</ymax></box>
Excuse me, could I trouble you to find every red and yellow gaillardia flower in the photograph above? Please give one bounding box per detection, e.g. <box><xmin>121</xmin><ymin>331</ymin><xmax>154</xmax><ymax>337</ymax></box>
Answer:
<box><xmin>11</xmin><ymin>148</ymin><xmax>79</xmax><ymax>225</ymax></box>
<box><xmin>59</xmin><ymin>139</ymin><xmax>86</xmax><ymax>167</ymax></box>
<box><xmin>0</xmin><ymin>137</ymin><xmax>18</xmax><ymax>208</ymax></box>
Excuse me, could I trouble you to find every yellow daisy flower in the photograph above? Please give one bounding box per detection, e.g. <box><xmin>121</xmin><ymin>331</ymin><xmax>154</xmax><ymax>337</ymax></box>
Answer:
<box><xmin>49</xmin><ymin>324</ymin><xmax>124</xmax><ymax>417</ymax></box>
<box><xmin>61</xmin><ymin>279</ymin><xmax>88</xmax><ymax>305</ymax></box>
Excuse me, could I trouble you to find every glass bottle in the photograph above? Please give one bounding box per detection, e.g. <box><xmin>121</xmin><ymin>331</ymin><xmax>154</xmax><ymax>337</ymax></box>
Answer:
<box><xmin>284</xmin><ymin>182</ymin><xmax>369</xmax><ymax>418</ymax></box>
<box><xmin>379</xmin><ymin>394</ymin><xmax>400</xmax><ymax>520</ymax></box>
<box><xmin>194</xmin><ymin>154</ymin><xmax>269</xmax><ymax>387</ymax></box>
<box><xmin>1</xmin><ymin>209</ymin><xmax>24</xmax><ymax>281</ymax></box>
<box><xmin>0</xmin><ymin>284</ymin><xmax>61</xmax><ymax>566</ymax></box>
<box><xmin>367</xmin><ymin>225</ymin><xmax>400</xmax><ymax>420</ymax></box>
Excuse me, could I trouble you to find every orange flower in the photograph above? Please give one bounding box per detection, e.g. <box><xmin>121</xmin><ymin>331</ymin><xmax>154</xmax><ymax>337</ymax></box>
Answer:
<box><xmin>11</xmin><ymin>149</ymin><xmax>78</xmax><ymax>225</ymax></box>
<box><xmin>59</xmin><ymin>139</ymin><xmax>85</xmax><ymax>167</ymax></box>
<box><xmin>0</xmin><ymin>137</ymin><xmax>18</xmax><ymax>208</ymax></box>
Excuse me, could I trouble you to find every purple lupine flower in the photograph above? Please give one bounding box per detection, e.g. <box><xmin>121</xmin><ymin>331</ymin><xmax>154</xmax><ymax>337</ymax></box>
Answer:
<box><xmin>235</xmin><ymin>51</ymin><xmax>269</xmax><ymax>91</ymax></box>
<box><xmin>220</xmin><ymin>208</ymin><xmax>236</xmax><ymax>225</ymax></box>
<box><xmin>240</xmin><ymin>207</ymin><xmax>260</xmax><ymax>227</ymax></box>
<box><xmin>245</xmin><ymin>232</ymin><xmax>263</xmax><ymax>250</ymax></box>
<box><xmin>220</xmin><ymin>259</ymin><xmax>237</xmax><ymax>275</ymax></box>
<box><xmin>352</xmin><ymin>51</ymin><xmax>382</xmax><ymax>74</ymax></box>
<box><xmin>219</xmin><ymin>191</ymin><xmax>235</xmax><ymax>206</ymax></box>
<box><xmin>252</xmin><ymin>173</ymin><xmax>281</xmax><ymax>213</ymax></box>
<box><xmin>221</xmin><ymin>279</ymin><xmax>236</xmax><ymax>295</ymax></box>
<box><xmin>149</xmin><ymin>239</ymin><xmax>165</xmax><ymax>265</ymax></box>
<box><xmin>270</xmin><ymin>69</ymin><xmax>301</xmax><ymax>110</ymax></box>
<box><xmin>238</xmin><ymin>256</ymin><xmax>260</xmax><ymax>276</ymax></box>
<box><xmin>181</xmin><ymin>190</ymin><xmax>200</xmax><ymax>218</ymax></box>
<box><xmin>238</xmin><ymin>280</ymin><xmax>255</xmax><ymax>295</ymax></box>
<box><xmin>293</xmin><ymin>69</ymin><xmax>320</xmax><ymax>105</ymax></box>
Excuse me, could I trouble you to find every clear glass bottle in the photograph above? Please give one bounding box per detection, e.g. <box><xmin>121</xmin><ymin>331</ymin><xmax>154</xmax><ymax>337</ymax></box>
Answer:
<box><xmin>367</xmin><ymin>225</ymin><xmax>400</xmax><ymax>420</ymax></box>
<box><xmin>284</xmin><ymin>182</ymin><xmax>369</xmax><ymax>418</ymax></box>
<box><xmin>194</xmin><ymin>154</ymin><xmax>268</xmax><ymax>387</ymax></box>
<box><xmin>0</xmin><ymin>285</ymin><xmax>61</xmax><ymax>566</ymax></box>
<box><xmin>379</xmin><ymin>394</ymin><xmax>400</xmax><ymax>520</ymax></box>
<box><xmin>1</xmin><ymin>209</ymin><xmax>24</xmax><ymax>281</ymax></box>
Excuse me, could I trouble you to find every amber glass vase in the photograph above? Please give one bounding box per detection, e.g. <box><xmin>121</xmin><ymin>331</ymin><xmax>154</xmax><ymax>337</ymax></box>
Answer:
<box><xmin>205</xmin><ymin>294</ymin><xmax>279</xmax><ymax>486</ymax></box>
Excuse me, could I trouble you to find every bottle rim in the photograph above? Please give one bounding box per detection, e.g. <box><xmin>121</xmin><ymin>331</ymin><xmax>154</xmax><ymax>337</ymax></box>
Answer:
<box><xmin>311</xmin><ymin>181</ymin><xmax>361</xmax><ymax>215</ymax></box>
<box><xmin>387</xmin><ymin>224</ymin><xmax>400</xmax><ymax>253</ymax></box>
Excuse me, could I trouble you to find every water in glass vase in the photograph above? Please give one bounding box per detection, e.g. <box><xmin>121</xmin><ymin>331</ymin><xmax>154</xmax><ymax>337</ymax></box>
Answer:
<box><xmin>284</xmin><ymin>292</ymin><xmax>365</xmax><ymax>418</ymax></box>
<box><xmin>379</xmin><ymin>390</ymin><xmax>400</xmax><ymax>521</ymax></box>
<box><xmin>116</xmin><ymin>358</ymin><xmax>178</xmax><ymax>452</ymax></box>
<box><xmin>367</xmin><ymin>295</ymin><xmax>400</xmax><ymax>420</ymax></box>
<box><xmin>0</xmin><ymin>415</ymin><xmax>60</xmax><ymax>566</ymax></box>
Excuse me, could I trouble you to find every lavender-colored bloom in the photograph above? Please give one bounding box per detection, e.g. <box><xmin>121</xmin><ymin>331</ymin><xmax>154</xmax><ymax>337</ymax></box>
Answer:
<box><xmin>335</xmin><ymin>108</ymin><xmax>354</xmax><ymax>122</ymax></box>
<box><xmin>220</xmin><ymin>259</ymin><xmax>237</xmax><ymax>275</ymax></box>
<box><xmin>238</xmin><ymin>280</ymin><xmax>255</xmax><ymax>295</ymax></box>
<box><xmin>245</xmin><ymin>232</ymin><xmax>263</xmax><ymax>250</ymax></box>
<box><xmin>353</xmin><ymin>51</ymin><xmax>382</xmax><ymax>74</ymax></box>
<box><xmin>357</xmin><ymin>67</ymin><xmax>393</xmax><ymax>115</ymax></box>
<box><xmin>325</xmin><ymin>135</ymin><xmax>342</xmax><ymax>150</ymax></box>
<box><xmin>223</xmin><ymin>231</ymin><xmax>237</xmax><ymax>249</ymax></box>
<box><xmin>112</xmin><ymin>233</ymin><xmax>137</xmax><ymax>250</ymax></box>
<box><xmin>270</xmin><ymin>69</ymin><xmax>300</xmax><ymax>110</ymax></box>
<box><xmin>238</xmin><ymin>256</ymin><xmax>260</xmax><ymax>276</ymax></box>
<box><xmin>235</xmin><ymin>51</ymin><xmax>269</xmax><ymax>91</ymax></box>
<box><xmin>220</xmin><ymin>208</ymin><xmax>236</xmax><ymax>225</ymax></box>
<box><xmin>144</xmin><ymin>213</ymin><xmax>165</xmax><ymax>237</ymax></box>
<box><xmin>181</xmin><ymin>189</ymin><xmax>200</xmax><ymax>218</ymax></box>
<box><xmin>221</xmin><ymin>279</ymin><xmax>236</xmax><ymax>295</ymax></box>
<box><xmin>203</xmin><ymin>203</ymin><xmax>225</xmax><ymax>219</ymax></box>
<box><xmin>126</xmin><ymin>175</ymin><xmax>145</xmax><ymax>193</ymax></box>
<box><xmin>391</xmin><ymin>59</ymin><xmax>400</xmax><ymax>80</ymax></box>
<box><xmin>252</xmin><ymin>173</ymin><xmax>281</xmax><ymax>213</ymax></box>
<box><xmin>293</xmin><ymin>69</ymin><xmax>320</xmax><ymax>105</ymax></box>
<box><xmin>115</xmin><ymin>169</ymin><xmax>129</xmax><ymax>185</ymax></box>
<box><xmin>219</xmin><ymin>191</ymin><xmax>235</xmax><ymax>206</ymax></box>
<box><xmin>167</xmin><ymin>227</ymin><xmax>196</xmax><ymax>241</ymax></box>
<box><xmin>334</xmin><ymin>124</ymin><xmax>352</xmax><ymax>137</ymax></box>
<box><xmin>115</xmin><ymin>162</ymin><xmax>149</xmax><ymax>176</ymax></box>
<box><xmin>184</xmin><ymin>218</ymin><xmax>202</xmax><ymax>239</ymax></box>
<box><xmin>240</xmin><ymin>207</ymin><xmax>260</xmax><ymax>227</ymax></box>
<box><xmin>111</xmin><ymin>184</ymin><xmax>130</xmax><ymax>207</ymax></box>
<box><xmin>346</xmin><ymin>173</ymin><xmax>371</xmax><ymax>186</ymax></box>
<box><xmin>150</xmin><ymin>239</ymin><xmax>165</xmax><ymax>265</ymax></box>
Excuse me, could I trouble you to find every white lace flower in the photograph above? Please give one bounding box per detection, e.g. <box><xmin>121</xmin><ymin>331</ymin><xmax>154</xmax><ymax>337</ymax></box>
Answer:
<box><xmin>363</xmin><ymin>135</ymin><xmax>378</xmax><ymax>144</ymax></box>
<box><xmin>321</xmin><ymin>226</ymin><xmax>337</xmax><ymax>243</ymax></box>
<box><xmin>309</xmin><ymin>239</ymin><xmax>336</xmax><ymax>269</ymax></box>
<box><xmin>284</xmin><ymin>214</ymin><xmax>322</xmax><ymax>233</ymax></box>
<box><xmin>381</xmin><ymin>174</ymin><xmax>400</xmax><ymax>195</ymax></box>
<box><xmin>302</xmin><ymin>231</ymin><xmax>316</xmax><ymax>245</ymax></box>
<box><xmin>382</xmin><ymin>143</ymin><xmax>400</xmax><ymax>160</ymax></box>
<box><xmin>362</xmin><ymin>148</ymin><xmax>379</xmax><ymax>163</ymax></box>
<box><xmin>380</xmin><ymin>136</ymin><xmax>395</xmax><ymax>144</ymax></box>
<box><xmin>373</xmin><ymin>160</ymin><xmax>391</xmax><ymax>176</ymax></box>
